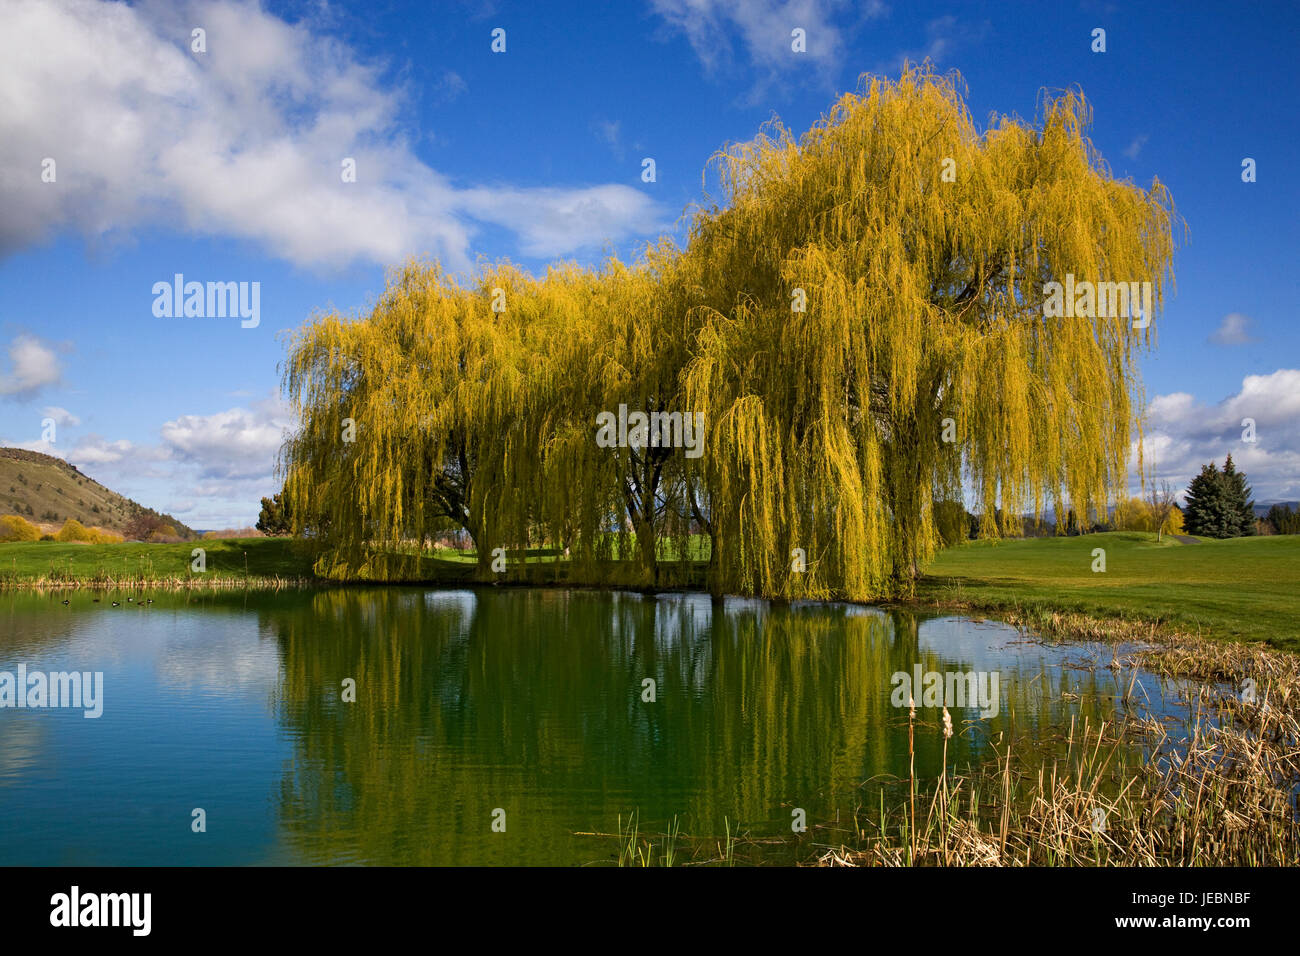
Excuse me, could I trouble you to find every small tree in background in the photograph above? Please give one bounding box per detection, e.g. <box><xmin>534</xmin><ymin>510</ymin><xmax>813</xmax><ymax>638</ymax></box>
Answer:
<box><xmin>123</xmin><ymin>512</ymin><xmax>165</xmax><ymax>542</ymax></box>
<box><xmin>1146</xmin><ymin>481</ymin><xmax>1181</xmax><ymax>542</ymax></box>
<box><xmin>256</xmin><ymin>492</ymin><xmax>294</xmax><ymax>537</ymax></box>
<box><xmin>1265</xmin><ymin>504</ymin><xmax>1300</xmax><ymax>535</ymax></box>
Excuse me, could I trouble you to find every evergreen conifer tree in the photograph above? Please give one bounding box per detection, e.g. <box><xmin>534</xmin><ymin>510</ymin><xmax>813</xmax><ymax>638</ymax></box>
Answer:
<box><xmin>1221</xmin><ymin>454</ymin><xmax>1256</xmax><ymax>536</ymax></box>
<box><xmin>1183</xmin><ymin>461</ymin><xmax>1235</xmax><ymax>538</ymax></box>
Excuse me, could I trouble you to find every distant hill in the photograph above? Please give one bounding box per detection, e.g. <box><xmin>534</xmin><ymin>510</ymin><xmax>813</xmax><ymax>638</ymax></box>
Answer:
<box><xmin>0</xmin><ymin>447</ymin><xmax>196</xmax><ymax>540</ymax></box>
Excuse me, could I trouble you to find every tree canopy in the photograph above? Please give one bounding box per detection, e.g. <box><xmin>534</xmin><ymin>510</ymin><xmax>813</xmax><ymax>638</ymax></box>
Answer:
<box><xmin>281</xmin><ymin>66</ymin><xmax>1177</xmax><ymax>600</ymax></box>
<box><xmin>256</xmin><ymin>492</ymin><xmax>294</xmax><ymax>537</ymax></box>
<box><xmin>1184</xmin><ymin>455</ymin><xmax>1255</xmax><ymax>538</ymax></box>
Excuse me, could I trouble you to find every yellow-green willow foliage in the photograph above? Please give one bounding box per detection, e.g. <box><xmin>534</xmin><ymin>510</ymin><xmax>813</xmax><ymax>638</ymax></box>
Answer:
<box><xmin>681</xmin><ymin>65</ymin><xmax>1175</xmax><ymax>596</ymax></box>
<box><xmin>283</xmin><ymin>260</ymin><xmax>561</xmax><ymax>577</ymax></box>
<box><xmin>555</xmin><ymin>243</ymin><xmax>703</xmax><ymax>585</ymax></box>
<box><xmin>282</xmin><ymin>65</ymin><xmax>1176</xmax><ymax>599</ymax></box>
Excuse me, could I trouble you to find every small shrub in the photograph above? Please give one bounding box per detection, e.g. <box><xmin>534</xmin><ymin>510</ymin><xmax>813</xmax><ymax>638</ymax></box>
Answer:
<box><xmin>54</xmin><ymin>518</ymin><xmax>96</xmax><ymax>543</ymax></box>
<box><xmin>0</xmin><ymin>514</ymin><xmax>41</xmax><ymax>542</ymax></box>
<box><xmin>1112</xmin><ymin>497</ymin><xmax>1155</xmax><ymax>532</ymax></box>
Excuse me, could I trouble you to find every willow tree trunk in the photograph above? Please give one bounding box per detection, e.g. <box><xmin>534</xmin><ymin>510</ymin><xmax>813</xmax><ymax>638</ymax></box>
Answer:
<box><xmin>465</xmin><ymin>515</ymin><xmax>493</xmax><ymax>579</ymax></box>
<box><xmin>883</xmin><ymin>382</ymin><xmax>933</xmax><ymax>592</ymax></box>
<box><xmin>634</xmin><ymin>510</ymin><xmax>659</xmax><ymax>589</ymax></box>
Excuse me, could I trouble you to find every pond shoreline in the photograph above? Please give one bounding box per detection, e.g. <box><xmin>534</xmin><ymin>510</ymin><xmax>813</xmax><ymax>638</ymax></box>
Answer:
<box><xmin>4</xmin><ymin>532</ymin><xmax>1296</xmax><ymax>648</ymax></box>
<box><xmin>4</xmin><ymin>569</ymin><xmax>1296</xmax><ymax>658</ymax></box>
<box><xmin>11</xmin><ymin>569</ymin><xmax>1300</xmax><ymax>725</ymax></box>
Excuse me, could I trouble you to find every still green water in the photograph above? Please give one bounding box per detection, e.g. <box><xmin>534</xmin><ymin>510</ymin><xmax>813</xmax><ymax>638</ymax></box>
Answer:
<box><xmin>0</xmin><ymin>587</ymin><xmax>1173</xmax><ymax>865</ymax></box>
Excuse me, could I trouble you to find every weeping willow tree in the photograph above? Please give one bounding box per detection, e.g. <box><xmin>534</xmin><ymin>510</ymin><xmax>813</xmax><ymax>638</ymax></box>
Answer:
<box><xmin>282</xmin><ymin>260</ymin><xmax>565</xmax><ymax>578</ymax></box>
<box><xmin>681</xmin><ymin>64</ymin><xmax>1176</xmax><ymax>598</ymax></box>
<box><xmin>281</xmin><ymin>65</ymin><xmax>1176</xmax><ymax>599</ymax></box>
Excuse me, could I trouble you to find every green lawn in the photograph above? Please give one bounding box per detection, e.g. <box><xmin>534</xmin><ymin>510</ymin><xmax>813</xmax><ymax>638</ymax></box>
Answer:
<box><xmin>0</xmin><ymin>537</ymin><xmax>521</xmax><ymax>586</ymax></box>
<box><xmin>0</xmin><ymin>537</ymin><xmax>316</xmax><ymax>582</ymax></box>
<box><xmin>917</xmin><ymin>532</ymin><xmax>1300</xmax><ymax>651</ymax></box>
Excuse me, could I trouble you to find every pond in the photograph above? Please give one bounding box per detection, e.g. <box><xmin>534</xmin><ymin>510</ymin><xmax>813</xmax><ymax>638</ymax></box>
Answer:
<box><xmin>0</xmin><ymin>587</ymin><xmax>1191</xmax><ymax>865</ymax></box>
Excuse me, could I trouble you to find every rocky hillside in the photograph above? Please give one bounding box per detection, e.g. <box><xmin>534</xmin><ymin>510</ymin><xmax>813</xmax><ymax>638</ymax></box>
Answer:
<box><xmin>0</xmin><ymin>447</ymin><xmax>195</xmax><ymax>539</ymax></box>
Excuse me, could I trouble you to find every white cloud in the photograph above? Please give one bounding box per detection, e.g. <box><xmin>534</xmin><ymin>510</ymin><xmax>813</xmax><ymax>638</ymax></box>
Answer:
<box><xmin>68</xmin><ymin>436</ymin><xmax>140</xmax><ymax>466</ymax></box>
<box><xmin>917</xmin><ymin>14</ymin><xmax>958</xmax><ymax>60</ymax></box>
<box><xmin>1136</xmin><ymin>369</ymin><xmax>1300</xmax><ymax>503</ymax></box>
<box><xmin>594</xmin><ymin>119</ymin><xmax>623</xmax><ymax>158</ymax></box>
<box><xmin>53</xmin><ymin>397</ymin><xmax>289</xmax><ymax>527</ymax></box>
<box><xmin>650</xmin><ymin>0</ymin><xmax>883</xmax><ymax>96</ymax></box>
<box><xmin>159</xmin><ymin>395</ymin><xmax>293</xmax><ymax>480</ymax></box>
<box><xmin>0</xmin><ymin>0</ymin><xmax>664</xmax><ymax>270</ymax></box>
<box><xmin>458</xmin><ymin>185</ymin><xmax>664</xmax><ymax>258</ymax></box>
<box><xmin>41</xmin><ymin>405</ymin><xmax>80</xmax><ymax>427</ymax></box>
<box><xmin>1208</xmin><ymin>312</ymin><xmax>1259</xmax><ymax>346</ymax></box>
<box><xmin>1123</xmin><ymin>134</ymin><xmax>1149</xmax><ymax>159</ymax></box>
<box><xmin>433</xmin><ymin>69</ymin><xmax>468</xmax><ymax>103</ymax></box>
<box><xmin>0</xmin><ymin>334</ymin><xmax>62</xmax><ymax>397</ymax></box>
<box><xmin>883</xmin><ymin>15</ymin><xmax>989</xmax><ymax>74</ymax></box>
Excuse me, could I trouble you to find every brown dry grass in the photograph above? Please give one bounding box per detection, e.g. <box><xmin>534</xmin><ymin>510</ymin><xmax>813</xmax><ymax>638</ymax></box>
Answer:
<box><xmin>816</xmin><ymin>614</ymin><xmax>1300</xmax><ymax>867</ymax></box>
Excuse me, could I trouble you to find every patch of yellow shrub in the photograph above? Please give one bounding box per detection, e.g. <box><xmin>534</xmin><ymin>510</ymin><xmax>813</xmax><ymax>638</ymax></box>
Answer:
<box><xmin>0</xmin><ymin>514</ymin><xmax>41</xmax><ymax>542</ymax></box>
<box><xmin>54</xmin><ymin>518</ymin><xmax>95</xmax><ymax>542</ymax></box>
<box><xmin>1113</xmin><ymin>496</ymin><xmax>1184</xmax><ymax>537</ymax></box>
<box><xmin>53</xmin><ymin>519</ymin><xmax>124</xmax><ymax>544</ymax></box>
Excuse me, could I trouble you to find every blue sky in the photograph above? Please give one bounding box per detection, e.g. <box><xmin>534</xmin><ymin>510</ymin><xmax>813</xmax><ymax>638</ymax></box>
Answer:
<box><xmin>1</xmin><ymin>0</ymin><xmax>1297</xmax><ymax>527</ymax></box>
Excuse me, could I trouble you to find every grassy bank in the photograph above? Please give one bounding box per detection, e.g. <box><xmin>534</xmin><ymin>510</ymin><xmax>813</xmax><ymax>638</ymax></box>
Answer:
<box><xmin>915</xmin><ymin>532</ymin><xmax>1300</xmax><ymax>652</ymax></box>
<box><xmin>0</xmin><ymin>537</ymin><xmax>694</xmax><ymax>590</ymax></box>
<box><xmin>0</xmin><ymin>537</ymin><xmax>318</xmax><ymax>587</ymax></box>
<box><xmin>4</xmin><ymin>532</ymin><xmax>1298</xmax><ymax>654</ymax></box>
